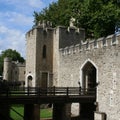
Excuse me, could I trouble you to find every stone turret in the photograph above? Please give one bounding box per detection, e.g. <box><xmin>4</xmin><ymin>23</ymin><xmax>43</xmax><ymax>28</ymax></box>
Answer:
<box><xmin>3</xmin><ymin>57</ymin><xmax>25</xmax><ymax>85</ymax></box>
<box><xmin>3</xmin><ymin>57</ymin><xmax>12</xmax><ymax>81</ymax></box>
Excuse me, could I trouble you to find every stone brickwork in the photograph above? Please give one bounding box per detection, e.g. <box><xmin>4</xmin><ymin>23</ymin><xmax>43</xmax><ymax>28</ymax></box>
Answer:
<box><xmin>25</xmin><ymin>21</ymin><xmax>120</xmax><ymax>119</ymax></box>
<box><xmin>94</xmin><ymin>112</ymin><xmax>106</xmax><ymax>120</ymax></box>
<box><xmin>25</xmin><ymin>22</ymin><xmax>85</xmax><ymax>87</ymax></box>
<box><xmin>3</xmin><ymin>57</ymin><xmax>25</xmax><ymax>85</ymax></box>
<box><xmin>59</xmin><ymin>33</ymin><xmax>120</xmax><ymax>120</ymax></box>
<box><xmin>26</xmin><ymin>24</ymin><xmax>55</xmax><ymax>87</ymax></box>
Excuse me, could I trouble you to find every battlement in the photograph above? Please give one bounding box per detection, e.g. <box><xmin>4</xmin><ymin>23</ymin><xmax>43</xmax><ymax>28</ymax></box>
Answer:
<box><xmin>26</xmin><ymin>23</ymin><xmax>85</xmax><ymax>44</ymax></box>
<box><xmin>4</xmin><ymin>57</ymin><xmax>12</xmax><ymax>62</ymax></box>
<box><xmin>57</xmin><ymin>26</ymin><xmax>84</xmax><ymax>33</ymax></box>
<box><xmin>37</xmin><ymin>20</ymin><xmax>52</xmax><ymax>28</ymax></box>
<box><xmin>58</xmin><ymin>26</ymin><xmax>85</xmax><ymax>48</ymax></box>
<box><xmin>11</xmin><ymin>61</ymin><xmax>25</xmax><ymax>67</ymax></box>
<box><xmin>59</xmin><ymin>34</ymin><xmax>120</xmax><ymax>56</ymax></box>
<box><xmin>26</xmin><ymin>20</ymin><xmax>54</xmax><ymax>38</ymax></box>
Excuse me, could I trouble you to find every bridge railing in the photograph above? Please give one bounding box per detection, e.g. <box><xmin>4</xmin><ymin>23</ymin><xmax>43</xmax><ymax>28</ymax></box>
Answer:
<box><xmin>0</xmin><ymin>86</ymin><xmax>96</xmax><ymax>97</ymax></box>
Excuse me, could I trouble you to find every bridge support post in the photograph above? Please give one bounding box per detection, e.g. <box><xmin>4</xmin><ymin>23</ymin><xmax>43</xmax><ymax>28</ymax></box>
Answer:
<box><xmin>80</xmin><ymin>103</ymin><xmax>95</xmax><ymax>120</ymax></box>
<box><xmin>0</xmin><ymin>103</ymin><xmax>10</xmax><ymax>119</ymax></box>
<box><xmin>24</xmin><ymin>104</ymin><xmax>40</xmax><ymax>120</ymax></box>
<box><xmin>53</xmin><ymin>103</ymin><xmax>71</xmax><ymax>120</ymax></box>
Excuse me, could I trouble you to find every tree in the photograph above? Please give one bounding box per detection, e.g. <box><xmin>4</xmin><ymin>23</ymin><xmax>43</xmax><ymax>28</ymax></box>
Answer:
<box><xmin>78</xmin><ymin>0</ymin><xmax>120</xmax><ymax>38</ymax></box>
<box><xmin>33</xmin><ymin>0</ymin><xmax>78</xmax><ymax>26</ymax></box>
<box><xmin>0</xmin><ymin>49</ymin><xmax>25</xmax><ymax>75</ymax></box>
<box><xmin>33</xmin><ymin>0</ymin><xmax>120</xmax><ymax>39</ymax></box>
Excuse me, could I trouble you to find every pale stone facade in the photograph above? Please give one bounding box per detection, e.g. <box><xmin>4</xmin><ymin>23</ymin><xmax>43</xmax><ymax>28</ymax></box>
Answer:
<box><xmin>3</xmin><ymin>57</ymin><xmax>25</xmax><ymax>85</ymax></box>
<box><xmin>25</xmin><ymin>23</ymin><xmax>85</xmax><ymax>88</ymax></box>
<box><xmin>3</xmin><ymin>20</ymin><xmax>119</xmax><ymax>119</ymax></box>
<box><xmin>26</xmin><ymin>22</ymin><xmax>120</xmax><ymax>119</ymax></box>
<box><xmin>59</xmin><ymin>34</ymin><xmax>120</xmax><ymax>120</ymax></box>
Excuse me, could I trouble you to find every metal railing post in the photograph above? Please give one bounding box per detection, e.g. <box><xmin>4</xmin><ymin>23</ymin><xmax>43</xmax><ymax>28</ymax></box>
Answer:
<box><xmin>53</xmin><ymin>86</ymin><xmax>55</xmax><ymax>96</ymax></box>
<box><xmin>67</xmin><ymin>87</ymin><xmax>69</xmax><ymax>96</ymax></box>
<box><xmin>28</xmin><ymin>87</ymin><xmax>29</xmax><ymax>96</ymax></box>
<box><xmin>79</xmin><ymin>86</ymin><xmax>81</xmax><ymax>95</ymax></box>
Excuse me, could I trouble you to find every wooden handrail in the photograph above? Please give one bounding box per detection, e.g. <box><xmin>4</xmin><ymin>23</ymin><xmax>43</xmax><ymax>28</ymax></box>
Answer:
<box><xmin>0</xmin><ymin>86</ymin><xmax>96</xmax><ymax>97</ymax></box>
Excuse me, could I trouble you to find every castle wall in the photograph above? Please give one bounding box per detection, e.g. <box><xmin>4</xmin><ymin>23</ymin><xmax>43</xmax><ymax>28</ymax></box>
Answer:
<box><xmin>25</xmin><ymin>23</ymin><xmax>120</xmax><ymax>119</ymax></box>
<box><xmin>53</xmin><ymin>26</ymin><xmax>85</xmax><ymax>86</ymax></box>
<box><xmin>58</xmin><ymin>34</ymin><xmax>120</xmax><ymax>120</ymax></box>
<box><xmin>26</xmin><ymin>24</ymin><xmax>55</xmax><ymax>87</ymax></box>
<box><xmin>3</xmin><ymin>57</ymin><xmax>25</xmax><ymax>85</ymax></box>
<box><xmin>26</xmin><ymin>29</ymin><xmax>37</xmax><ymax>87</ymax></box>
<box><xmin>25</xmin><ymin>24</ymin><xmax>86</xmax><ymax>87</ymax></box>
<box><xmin>17</xmin><ymin>64</ymin><xmax>25</xmax><ymax>82</ymax></box>
<box><xmin>53</xmin><ymin>27</ymin><xmax>59</xmax><ymax>86</ymax></box>
<box><xmin>35</xmin><ymin>27</ymin><xmax>54</xmax><ymax>87</ymax></box>
<box><xmin>59</xmin><ymin>26</ymin><xmax>85</xmax><ymax>48</ymax></box>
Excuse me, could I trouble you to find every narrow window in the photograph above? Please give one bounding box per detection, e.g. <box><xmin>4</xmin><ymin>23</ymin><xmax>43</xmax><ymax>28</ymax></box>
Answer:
<box><xmin>43</xmin><ymin>45</ymin><xmax>47</xmax><ymax>58</ymax></box>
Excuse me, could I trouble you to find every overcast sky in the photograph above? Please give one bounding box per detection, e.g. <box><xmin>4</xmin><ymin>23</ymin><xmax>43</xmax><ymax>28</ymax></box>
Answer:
<box><xmin>0</xmin><ymin>0</ymin><xmax>57</xmax><ymax>58</ymax></box>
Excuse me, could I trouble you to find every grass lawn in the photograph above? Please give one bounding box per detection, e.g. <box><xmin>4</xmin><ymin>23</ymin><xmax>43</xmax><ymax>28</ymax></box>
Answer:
<box><xmin>40</xmin><ymin>108</ymin><xmax>52</xmax><ymax>118</ymax></box>
<box><xmin>10</xmin><ymin>105</ymin><xmax>24</xmax><ymax>120</ymax></box>
<box><xmin>10</xmin><ymin>105</ymin><xmax>52</xmax><ymax>120</ymax></box>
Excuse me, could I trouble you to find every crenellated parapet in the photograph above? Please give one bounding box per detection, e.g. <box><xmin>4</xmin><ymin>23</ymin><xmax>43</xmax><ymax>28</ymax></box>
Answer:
<box><xmin>26</xmin><ymin>28</ymin><xmax>36</xmax><ymax>38</ymax></box>
<box><xmin>26</xmin><ymin>21</ymin><xmax>85</xmax><ymax>44</ymax></box>
<box><xmin>59</xmin><ymin>34</ymin><xmax>120</xmax><ymax>56</ymax></box>
<box><xmin>26</xmin><ymin>20</ymin><xmax>54</xmax><ymax>38</ymax></box>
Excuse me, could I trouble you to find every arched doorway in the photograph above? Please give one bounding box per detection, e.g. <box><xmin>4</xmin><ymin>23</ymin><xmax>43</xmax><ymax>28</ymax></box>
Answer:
<box><xmin>80</xmin><ymin>60</ymin><xmax>97</xmax><ymax>120</ymax></box>
<box><xmin>82</xmin><ymin>61</ymin><xmax>96</xmax><ymax>89</ymax></box>
<box><xmin>27</xmin><ymin>75</ymin><xmax>33</xmax><ymax>87</ymax></box>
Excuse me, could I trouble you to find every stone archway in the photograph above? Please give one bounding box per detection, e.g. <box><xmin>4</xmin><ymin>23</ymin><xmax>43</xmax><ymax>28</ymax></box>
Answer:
<box><xmin>79</xmin><ymin>59</ymin><xmax>98</xmax><ymax>120</ymax></box>
<box><xmin>27</xmin><ymin>75</ymin><xmax>33</xmax><ymax>87</ymax></box>
<box><xmin>82</xmin><ymin>61</ymin><xmax>96</xmax><ymax>89</ymax></box>
<box><xmin>80</xmin><ymin>59</ymin><xmax>98</xmax><ymax>90</ymax></box>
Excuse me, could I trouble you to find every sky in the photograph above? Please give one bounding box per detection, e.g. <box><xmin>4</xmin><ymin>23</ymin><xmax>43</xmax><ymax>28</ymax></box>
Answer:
<box><xmin>0</xmin><ymin>0</ymin><xmax>57</xmax><ymax>58</ymax></box>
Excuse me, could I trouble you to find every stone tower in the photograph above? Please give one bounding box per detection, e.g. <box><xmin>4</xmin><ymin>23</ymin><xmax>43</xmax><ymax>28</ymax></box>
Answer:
<box><xmin>3</xmin><ymin>57</ymin><xmax>12</xmax><ymax>81</ymax></box>
<box><xmin>25</xmin><ymin>21</ymin><xmax>57</xmax><ymax>87</ymax></box>
<box><xmin>25</xmin><ymin>21</ymin><xmax>85</xmax><ymax>87</ymax></box>
<box><xmin>3</xmin><ymin>57</ymin><xmax>25</xmax><ymax>85</ymax></box>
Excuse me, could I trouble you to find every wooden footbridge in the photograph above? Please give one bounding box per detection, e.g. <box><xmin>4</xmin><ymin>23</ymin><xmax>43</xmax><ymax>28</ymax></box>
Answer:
<box><xmin>0</xmin><ymin>82</ymin><xmax>96</xmax><ymax>120</ymax></box>
<box><xmin>0</xmin><ymin>86</ymin><xmax>96</xmax><ymax>104</ymax></box>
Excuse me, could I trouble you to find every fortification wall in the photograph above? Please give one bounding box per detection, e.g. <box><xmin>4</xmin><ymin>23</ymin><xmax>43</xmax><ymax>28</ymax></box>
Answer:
<box><xmin>59</xmin><ymin>34</ymin><xmax>120</xmax><ymax>120</ymax></box>
<box><xmin>3</xmin><ymin>57</ymin><xmax>25</xmax><ymax>84</ymax></box>
<box><xmin>58</xmin><ymin>26</ymin><xmax>85</xmax><ymax>48</ymax></box>
<box><xmin>26</xmin><ymin>23</ymin><xmax>56</xmax><ymax>87</ymax></box>
<box><xmin>17</xmin><ymin>63</ymin><xmax>25</xmax><ymax>82</ymax></box>
<box><xmin>26</xmin><ymin>28</ymin><xmax>37</xmax><ymax>87</ymax></box>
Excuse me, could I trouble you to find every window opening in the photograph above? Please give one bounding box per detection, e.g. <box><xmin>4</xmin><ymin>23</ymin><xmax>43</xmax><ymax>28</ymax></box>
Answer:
<box><xmin>43</xmin><ymin>45</ymin><xmax>47</xmax><ymax>58</ymax></box>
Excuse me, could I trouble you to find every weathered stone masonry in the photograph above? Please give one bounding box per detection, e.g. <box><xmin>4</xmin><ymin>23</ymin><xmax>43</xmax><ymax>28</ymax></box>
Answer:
<box><xmin>3</xmin><ymin>19</ymin><xmax>120</xmax><ymax>119</ymax></box>
<box><xmin>59</xmin><ymin>34</ymin><xmax>120</xmax><ymax>120</ymax></box>
<box><xmin>25</xmin><ymin>22</ymin><xmax>120</xmax><ymax>120</ymax></box>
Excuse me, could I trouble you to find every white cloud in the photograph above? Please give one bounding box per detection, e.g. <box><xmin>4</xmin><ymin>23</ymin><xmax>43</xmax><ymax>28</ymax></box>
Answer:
<box><xmin>8</xmin><ymin>12</ymin><xmax>33</xmax><ymax>26</ymax></box>
<box><xmin>0</xmin><ymin>0</ymin><xmax>58</xmax><ymax>57</ymax></box>
<box><xmin>29</xmin><ymin>0</ymin><xmax>45</xmax><ymax>8</ymax></box>
<box><xmin>0</xmin><ymin>25</ymin><xmax>26</xmax><ymax>57</ymax></box>
<box><xmin>0</xmin><ymin>11</ymin><xmax>33</xmax><ymax>28</ymax></box>
<box><xmin>1</xmin><ymin>0</ymin><xmax>45</xmax><ymax>12</ymax></box>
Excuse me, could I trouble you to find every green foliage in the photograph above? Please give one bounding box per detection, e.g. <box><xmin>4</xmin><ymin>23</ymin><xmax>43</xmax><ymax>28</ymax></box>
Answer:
<box><xmin>0</xmin><ymin>49</ymin><xmax>25</xmax><ymax>75</ymax></box>
<box><xmin>33</xmin><ymin>0</ymin><xmax>120</xmax><ymax>39</ymax></box>
<box><xmin>34</xmin><ymin>0</ymin><xmax>80</xmax><ymax>27</ymax></box>
<box><xmin>78</xmin><ymin>0</ymin><xmax>120</xmax><ymax>38</ymax></box>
